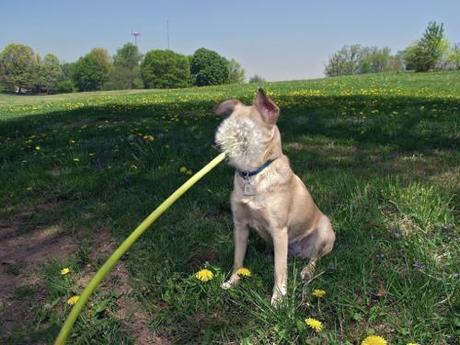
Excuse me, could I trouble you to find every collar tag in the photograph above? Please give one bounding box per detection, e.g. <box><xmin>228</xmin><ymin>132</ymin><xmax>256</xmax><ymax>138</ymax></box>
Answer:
<box><xmin>242</xmin><ymin>179</ymin><xmax>256</xmax><ymax>196</ymax></box>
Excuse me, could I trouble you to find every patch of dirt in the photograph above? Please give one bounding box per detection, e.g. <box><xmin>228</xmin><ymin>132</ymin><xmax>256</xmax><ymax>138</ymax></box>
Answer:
<box><xmin>79</xmin><ymin>229</ymin><xmax>170</xmax><ymax>345</ymax></box>
<box><xmin>0</xmin><ymin>203</ymin><xmax>78</xmax><ymax>340</ymax></box>
<box><xmin>0</xmin><ymin>200</ymin><xmax>169</xmax><ymax>344</ymax></box>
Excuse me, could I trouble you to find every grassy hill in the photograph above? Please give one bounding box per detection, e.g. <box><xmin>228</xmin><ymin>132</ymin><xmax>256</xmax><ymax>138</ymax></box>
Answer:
<box><xmin>1</xmin><ymin>72</ymin><xmax>459</xmax><ymax>344</ymax></box>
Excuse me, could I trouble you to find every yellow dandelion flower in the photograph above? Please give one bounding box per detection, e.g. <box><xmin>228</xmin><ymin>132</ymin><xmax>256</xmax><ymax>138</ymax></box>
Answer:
<box><xmin>60</xmin><ymin>267</ymin><xmax>71</xmax><ymax>275</ymax></box>
<box><xmin>186</xmin><ymin>169</ymin><xmax>193</xmax><ymax>176</ymax></box>
<box><xmin>35</xmin><ymin>145</ymin><xmax>41</xmax><ymax>151</ymax></box>
<box><xmin>67</xmin><ymin>295</ymin><xmax>80</xmax><ymax>305</ymax></box>
<box><xmin>195</xmin><ymin>269</ymin><xmax>214</xmax><ymax>282</ymax></box>
<box><xmin>361</xmin><ymin>335</ymin><xmax>387</xmax><ymax>345</ymax></box>
<box><xmin>312</xmin><ymin>289</ymin><xmax>326</xmax><ymax>298</ymax></box>
<box><xmin>236</xmin><ymin>267</ymin><xmax>251</xmax><ymax>277</ymax></box>
<box><xmin>305</xmin><ymin>317</ymin><xmax>323</xmax><ymax>332</ymax></box>
<box><xmin>179</xmin><ymin>166</ymin><xmax>188</xmax><ymax>173</ymax></box>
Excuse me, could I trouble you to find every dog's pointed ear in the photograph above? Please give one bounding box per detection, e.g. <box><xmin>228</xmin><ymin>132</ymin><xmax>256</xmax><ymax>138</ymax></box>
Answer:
<box><xmin>214</xmin><ymin>99</ymin><xmax>240</xmax><ymax>115</ymax></box>
<box><xmin>254</xmin><ymin>88</ymin><xmax>279</xmax><ymax>125</ymax></box>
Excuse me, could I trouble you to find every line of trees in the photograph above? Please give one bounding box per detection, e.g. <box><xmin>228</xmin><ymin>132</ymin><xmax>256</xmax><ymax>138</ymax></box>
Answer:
<box><xmin>325</xmin><ymin>21</ymin><xmax>460</xmax><ymax>77</ymax></box>
<box><xmin>0</xmin><ymin>43</ymin><xmax>251</xmax><ymax>94</ymax></box>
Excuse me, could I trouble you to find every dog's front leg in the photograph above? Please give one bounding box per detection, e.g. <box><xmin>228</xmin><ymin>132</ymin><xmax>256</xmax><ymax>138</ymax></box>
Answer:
<box><xmin>221</xmin><ymin>221</ymin><xmax>249</xmax><ymax>289</ymax></box>
<box><xmin>271</xmin><ymin>226</ymin><xmax>288</xmax><ymax>306</ymax></box>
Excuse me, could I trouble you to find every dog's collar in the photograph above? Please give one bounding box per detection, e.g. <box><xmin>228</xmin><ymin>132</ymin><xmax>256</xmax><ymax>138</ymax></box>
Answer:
<box><xmin>237</xmin><ymin>159</ymin><xmax>276</xmax><ymax>180</ymax></box>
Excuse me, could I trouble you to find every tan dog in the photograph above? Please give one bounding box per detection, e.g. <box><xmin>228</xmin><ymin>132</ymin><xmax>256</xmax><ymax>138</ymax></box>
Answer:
<box><xmin>214</xmin><ymin>89</ymin><xmax>335</xmax><ymax>305</ymax></box>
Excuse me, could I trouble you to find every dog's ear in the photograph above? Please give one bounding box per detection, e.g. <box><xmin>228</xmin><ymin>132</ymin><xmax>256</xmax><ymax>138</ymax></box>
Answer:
<box><xmin>255</xmin><ymin>88</ymin><xmax>279</xmax><ymax>125</ymax></box>
<box><xmin>214</xmin><ymin>99</ymin><xmax>240</xmax><ymax>115</ymax></box>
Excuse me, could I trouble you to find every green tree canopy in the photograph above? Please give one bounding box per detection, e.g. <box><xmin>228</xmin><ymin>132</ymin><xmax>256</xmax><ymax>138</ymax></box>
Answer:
<box><xmin>141</xmin><ymin>49</ymin><xmax>190</xmax><ymax>89</ymax></box>
<box><xmin>325</xmin><ymin>45</ymin><xmax>402</xmax><ymax>76</ymax></box>
<box><xmin>403</xmin><ymin>21</ymin><xmax>447</xmax><ymax>72</ymax></box>
<box><xmin>227</xmin><ymin>58</ymin><xmax>245</xmax><ymax>84</ymax></box>
<box><xmin>107</xmin><ymin>43</ymin><xmax>143</xmax><ymax>89</ymax></box>
<box><xmin>447</xmin><ymin>44</ymin><xmax>460</xmax><ymax>69</ymax></box>
<box><xmin>114</xmin><ymin>43</ymin><xmax>142</xmax><ymax>69</ymax></box>
<box><xmin>38</xmin><ymin>53</ymin><xmax>64</xmax><ymax>93</ymax></box>
<box><xmin>0</xmin><ymin>43</ymin><xmax>39</xmax><ymax>92</ymax></box>
<box><xmin>190</xmin><ymin>48</ymin><xmax>229</xmax><ymax>86</ymax></box>
<box><xmin>72</xmin><ymin>48</ymin><xmax>112</xmax><ymax>91</ymax></box>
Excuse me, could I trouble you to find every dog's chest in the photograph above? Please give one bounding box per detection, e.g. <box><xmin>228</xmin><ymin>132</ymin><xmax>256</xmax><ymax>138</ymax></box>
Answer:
<box><xmin>240</xmin><ymin>197</ymin><xmax>272</xmax><ymax>239</ymax></box>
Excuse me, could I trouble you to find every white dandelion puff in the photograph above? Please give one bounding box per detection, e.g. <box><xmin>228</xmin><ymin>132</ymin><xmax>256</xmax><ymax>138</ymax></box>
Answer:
<box><xmin>215</xmin><ymin>116</ymin><xmax>267</xmax><ymax>171</ymax></box>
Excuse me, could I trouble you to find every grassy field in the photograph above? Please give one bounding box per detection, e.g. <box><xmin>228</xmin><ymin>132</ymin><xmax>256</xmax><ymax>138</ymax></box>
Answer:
<box><xmin>0</xmin><ymin>72</ymin><xmax>459</xmax><ymax>344</ymax></box>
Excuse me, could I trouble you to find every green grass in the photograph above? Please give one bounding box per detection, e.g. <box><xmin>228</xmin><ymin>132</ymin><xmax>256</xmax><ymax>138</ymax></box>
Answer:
<box><xmin>0</xmin><ymin>71</ymin><xmax>459</xmax><ymax>344</ymax></box>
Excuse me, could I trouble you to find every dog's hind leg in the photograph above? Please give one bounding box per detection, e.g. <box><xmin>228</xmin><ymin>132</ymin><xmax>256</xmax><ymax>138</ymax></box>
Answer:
<box><xmin>300</xmin><ymin>216</ymin><xmax>335</xmax><ymax>281</ymax></box>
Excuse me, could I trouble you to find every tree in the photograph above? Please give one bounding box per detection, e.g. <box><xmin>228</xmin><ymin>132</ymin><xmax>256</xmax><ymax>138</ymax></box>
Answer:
<box><xmin>106</xmin><ymin>43</ymin><xmax>143</xmax><ymax>90</ymax></box>
<box><xmin>249</xmin><ymin>74</ymin><xmax>266</xmax><ymax>83</ymax></box>
<box><xmin>447</xmin><ymin>44</ymin><xmax>460</xmax><ymax>69</ymax></box>
<box><xmin>360</xmin><ymin>47</ymin><xmax>393</xmax><ymax>73</ymax></box>
<box><xmin>325</xmin><ymin>45</ymin><xmax>402</xmax><ymax>76</ymax></box>
<box><xmin>141</xmin><ymin>49</ymin><xmax>190</xmax><ymax>89</ymax></box>
<box><xmin>114</xmin><ymin>43</ymin><xmax>142</xmax><ymax>69</ymax></box>
<box><xmin>227</xmin><ymin>58</ymin><xmax>245</xmax><ymax>83</ymax></box>
<box><xmin>0</xmin><ymin>43</ymin><xmax>39</xmax><ymax>93</ymax></box>
<box><xmin>325</xmin><ymin>45</ymin><xmax>363</xmax><ymax>76</ymax></box>
<box><xmin>190</xmin><ymin>48</ymin><xmax>229</xmax><ymax>86</ymax></box>
<box><xmin>403</xmin><ymin>21</ymin><xmax>446</xmax><ymax>72</ymax></box>
<box><xmin>38</xmin><ymin>53</ymin><xmax>63</xmax><ymax>93</ymax></box>
<box><xmin>72</xmin><ymin>48</ymin><xmax>112</xmax><ymax>91</ymax></box>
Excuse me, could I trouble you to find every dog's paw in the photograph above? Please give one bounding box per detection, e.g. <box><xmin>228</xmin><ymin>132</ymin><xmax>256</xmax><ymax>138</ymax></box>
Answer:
<box><xmin>270</xmin><ymin>287</ymin><xmax>287</xmax><ymax>307</ymax></box>
<box><xmin>221</xmin><ymin>274</ymin><xmax>240</xmax><ymax>290</ymax></box>
<box><xmin>300</xmin><ymin>266</ymin><xmax>314</xmax><ymax>281</ymax></box>
<box><xmin>221</xmin><ymin>280</ymin><xmax>233</xmax><ymax>289</ymax></box>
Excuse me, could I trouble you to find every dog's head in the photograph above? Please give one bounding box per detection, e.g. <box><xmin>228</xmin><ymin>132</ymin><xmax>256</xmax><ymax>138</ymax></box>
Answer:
<box><xmin>214</xmin><ymin>89</ymin><xmax>281</xmax><ymax>171</ymax></box>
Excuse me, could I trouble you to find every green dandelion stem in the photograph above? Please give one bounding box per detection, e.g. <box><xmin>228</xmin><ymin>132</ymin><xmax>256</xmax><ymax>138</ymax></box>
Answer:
<box><xmin>54</xmin><ymin>152</ymin><xmax>226</xmax><ymax>345</ymax></box>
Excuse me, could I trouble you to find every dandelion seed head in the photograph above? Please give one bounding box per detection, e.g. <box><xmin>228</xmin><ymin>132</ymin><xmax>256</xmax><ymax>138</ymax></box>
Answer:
<box><xmin>215</xmin><ymin>116</ymin><xmax>266</xmax><ymax>172</ymax></box>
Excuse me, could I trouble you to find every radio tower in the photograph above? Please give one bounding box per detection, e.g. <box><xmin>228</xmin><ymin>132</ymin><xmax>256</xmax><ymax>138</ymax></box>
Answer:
<box><xmin>131</xmin><ymin>31</ymin><xmax>140</xmax><ymax>46</ymax></box>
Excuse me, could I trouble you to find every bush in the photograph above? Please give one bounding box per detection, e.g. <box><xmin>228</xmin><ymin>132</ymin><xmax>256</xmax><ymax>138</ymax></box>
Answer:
<box><xmin>190</xmin><ymin>48</ymin><xmax>229</xmax><ymax>86</ymax></box>
<box><xmin>141</xmin><ymin>49</ymin><xmax>190</xmax><ymax>89</ymax></box>
<box><xmin>55</xmin><ymin>79</ymin><xmax>75</xmax><ymax>93</ymax></box>
<box><xmin>249</xmin><ymin>75</ymin><xmax>266</xmax><ymax>83</ymax></box>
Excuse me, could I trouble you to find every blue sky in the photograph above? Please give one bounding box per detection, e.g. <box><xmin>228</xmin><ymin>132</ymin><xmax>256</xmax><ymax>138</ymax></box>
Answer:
<box><xmin>1</xmin><ymin>0</ymin><xmax>459</xmax><ymax>81</ymax></box>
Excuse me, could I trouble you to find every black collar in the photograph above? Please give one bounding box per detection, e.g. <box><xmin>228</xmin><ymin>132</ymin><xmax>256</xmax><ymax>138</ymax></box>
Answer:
<box><xmin>238</xmin><ymin>159</ymin><xmax>276</xmax><ymax>180</ymax></box>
